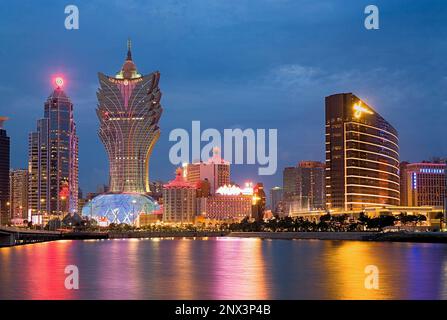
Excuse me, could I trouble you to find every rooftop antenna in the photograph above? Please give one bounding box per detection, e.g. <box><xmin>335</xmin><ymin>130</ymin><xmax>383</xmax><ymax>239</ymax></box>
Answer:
<box><xmin>127</xmin><ymin>38</ymin><xmax>132</xmax><ymax>60</ymax></box>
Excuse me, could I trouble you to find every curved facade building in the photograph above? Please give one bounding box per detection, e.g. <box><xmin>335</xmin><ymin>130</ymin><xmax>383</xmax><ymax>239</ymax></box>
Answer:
<box><xmin>325</xmin><ymin>93</ymin><xmax>400</xmax><ymax>211</ymax></box>
<box><xmin>96</xmin><ymin>41</ymin><xmax>162</xmax><ymax>193</ymax></box>
<box><xmin>82</xmin><ymin>193</ymin><xmax>159</xmax><ymax>225</ymax></box>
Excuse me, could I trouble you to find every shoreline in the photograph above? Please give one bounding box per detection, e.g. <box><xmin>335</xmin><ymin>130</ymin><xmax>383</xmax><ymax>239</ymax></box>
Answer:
<box><xmin>3</xmin><ymin>230</ymin><xmax>447</xmax><ymax>247</ymax></box>
<box><xmin>106</xmin><ymin>231</ymin><xmax>447</xmax><ymax>243</ymax></box>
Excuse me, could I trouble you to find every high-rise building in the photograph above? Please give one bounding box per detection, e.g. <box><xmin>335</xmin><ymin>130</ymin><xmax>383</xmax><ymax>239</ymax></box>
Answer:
<box><xmin>185</xmin><ymin>147</ymin><xmax>230</xmax><ymax>194</ymax></box>
<box><xmin>252</xmin><ymin>182</ymin><xmax>266</xmax><ymax>220</ymax></box>
<box><xmin>96</xmin><ymin>40</ymin><xmax>162</xmax><ymax>193</ymax></box>
<box><xmin>28</xmin><ymin>78</ymin><xmax>78</xmax><ymax>223</ymax></box>
<box><xmin>163</xmin><ymin>168</ymin><xmax>196</xmax><ymax>223</ymax></box>
<box><xmin>9</xmin><ymin>169</ymin><xmax>28</xmax><ymax>222</ymax></box>
<box><xmin>325</xmin><ymin>93</ymin><xmax>400</xmax><ymax>211</ymax></box>
<box><xmin>400</xmin><ymin>162</ymin><xmax>446</xmax><ymax>207</ymax></box>
<box><xmin>270</xmin><ymin>186</ymin><xmax>283</xmax><ymax>213</ymax></box>
<box><xmin>283</xmin><ymin>167</ymin><xmax>299</xmax><ymax>199</ymax></box>
<box><xmin>0</xmin><ymin>117</ymin><xmax>10</xmax><ymax>225</ymax></box>
<box><xmin>282</xmin><ymin>161</ymin><xmax>325</xmax><ymax>213</ymax></box>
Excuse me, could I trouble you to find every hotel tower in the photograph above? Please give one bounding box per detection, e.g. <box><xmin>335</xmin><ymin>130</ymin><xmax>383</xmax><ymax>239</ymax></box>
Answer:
<box><xmin>28</xmin><ymin>80</ymin><xmax>79</xmax><ymax>222</ymax></box>
<box><xmin>96</xmin><ymin>40</ymin><xmax>163</xmax><ymax>193</ymax></box>
<box><xmin>325</xmin><ymin>93</ymin><xmax>400</xmax><ymax>211</ymax></box>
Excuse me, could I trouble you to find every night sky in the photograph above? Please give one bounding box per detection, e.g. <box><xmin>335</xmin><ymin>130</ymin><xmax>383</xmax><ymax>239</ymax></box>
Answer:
<box><xmin>0</xmin><ymin>0</ymin><xmax>446</xmax><ymax>196</ymax></box>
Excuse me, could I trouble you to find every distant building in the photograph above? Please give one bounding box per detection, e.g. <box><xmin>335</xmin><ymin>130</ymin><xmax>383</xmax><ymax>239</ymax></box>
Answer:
<box><xmin>185</xmin><ymin>147</ymin><xmax>230</xmax><ymax>194</ymax></box>
<box><xmin>28</xmin><ymin>80</ymin><xmax>78</xmax><ymax>224</ymax></box>
<box><xmin>282</xmin><ymin>161</ymin><xmax>325</xmax><ymax>214</ymax></box>
<box><xmin>9</xmin><ymin>169</ymin><xmax>28</xmax><ymax>222</ymax></box>
<box><xmin>283</xmin><ymin>167</ymin><xmax>299</xmax><ymax>199</ymax></box>
<box><xmin>252</xmin><ymin>183</ymin><xmax>266</xmax><ymax>221</ymax></box>
<box><xmin>270</xmin><ymin>186</ymin><xmax>283</xmax><ymax>214</ymax></box>
<box><xmin>400</xmin><ymin>161</ymin><xmax>446</xmax><ymax>207</ymax></box>
<box><xmin>163</xmin><ymin>168</ymin><xmax>196</xmax><ymax>223</ymax></box>
<box><xmin>0</xmin><ymin>117</ymin><xmax>10</xmax><ymax>225</ymax></box>
<box><xmin>325</xmin><ymin>93</ymin><xmax>400</xmax><ymax>211</ymax></box>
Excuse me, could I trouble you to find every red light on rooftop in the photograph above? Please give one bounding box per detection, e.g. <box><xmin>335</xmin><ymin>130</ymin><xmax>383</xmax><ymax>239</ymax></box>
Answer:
<box><xmin>54</xmin><ymin>76</ymin><xmax>64</xmax><ymax>88</ymax></box>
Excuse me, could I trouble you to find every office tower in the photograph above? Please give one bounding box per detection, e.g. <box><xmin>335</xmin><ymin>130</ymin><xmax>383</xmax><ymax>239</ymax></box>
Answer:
<box><xmin>325</xmin><ymin>93</ymin><xmax>400</xmax><ymax>211</ymax></box>
<box><xmin>185</xmin><ymin>147</ymin><xmax>230</xmax><ymax>194</ymax></box>
<box><xmin>282</xmin><ymin>161</ymin><xmax>325</xmax><ymax>213</ymax></box>
<box><xmin>297</xmin><ymin>161</ymin><xmax>325</xmax><ymax>210</ymax></box>
<box><xmin>0</xmin><ymin>117</ymin><xmax>10</xmax><ymax>225</ymax></box>
<box><xmin>163</xmin><ymin>168</ymin><xmax>196</xmax><ymax>223</ymax></box>
<box><xmin>96</xmin><ymin>40</ymin><xmax>162</xmax><ymax>193</ymax></box>
<box><xmin>283</xmin><ymin>167</ymin><xmax>299</xmax><ymax>199</ymax></box>
<box><xmin>9</xmin><ymin>169</ymin><xmax>28</xmax><ymax>222</ymax></box>
<box><xmin>270</xmin><ymin>186</ymin><xmax>283</xmax><ymax>213</ymax></box>
<box><xmin>400</xmin><ymin>161</ymin><xmax>446</xmax><ymax>207</ymax></box>
<box><xmin>28</xmin><ymin>78</ymin><xmax>78</xmax><ymax>223</ymax></box>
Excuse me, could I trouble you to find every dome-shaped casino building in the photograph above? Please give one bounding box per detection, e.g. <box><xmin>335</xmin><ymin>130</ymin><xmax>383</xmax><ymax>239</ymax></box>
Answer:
<box><xmin>82</xmin><ymin>40</ymin><xmax>162</xmax><ymax>225</ymax></box>
<box><xmin>82</xmin><ymin>193</ymin><xmax>159</xmax><ymax>225</ymax></box>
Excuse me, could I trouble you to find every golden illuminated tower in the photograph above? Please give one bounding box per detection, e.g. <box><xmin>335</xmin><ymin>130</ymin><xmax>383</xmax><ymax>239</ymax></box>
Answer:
<box><xmin>325</xmin><ymin>93</ymin><xmax>400</xmax><ymax>211</ymax></box>
<box><xmin>96</xmin><ymin>41</ymin><xmax>163</xmax><ymax>193</ymax></box>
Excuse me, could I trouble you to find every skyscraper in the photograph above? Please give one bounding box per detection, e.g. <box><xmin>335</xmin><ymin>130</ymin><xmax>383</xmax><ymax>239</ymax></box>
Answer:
<box><xmin>282</xmin><ymin>161</ymin><xmax>325</xmax><ymax>213</ymax></box>
<box><xmin>9</xmin><ymin>169</ymin><xmax>28</xmax><ymax>222</ymax></box>
<box><xmin>400</xmin><ymin>161</ymin><xmax>446</xmax><ymax>207</ymax></box>
<box><xmin>270</xmin><ymin>186</ymin><xmax>283</xmax><ymax>213</ymax></box>
<box><xmin>28</xmin><ymin>78</ymin><xmax>78</xmax><ymax>223</ymax></box>
<box><xmin>0</xmin><ymin>117</ymin><xmax>10</xmax><ymax>225</ymax></box>
<box><xmin>96</xmin><ymin>40</ymin><xmax>162</xmax><ymax>193</ymax></box>
<box><xmin>325</xmin><ymin>93</ymin><xmax>400</xmax><ymax>211</ymax></box>
<box><xmin>185</xmin><ymin>147</ymin><xmax>230</xmax><ymax>194</ymax></box>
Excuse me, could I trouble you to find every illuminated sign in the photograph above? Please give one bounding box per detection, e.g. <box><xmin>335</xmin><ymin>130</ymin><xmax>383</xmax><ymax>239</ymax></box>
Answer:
<box><xmin>353</xmin><ymin>102</ymin><xmax>373</xmax><ymax>119</ymax></box>
<box><xmin>420</xmin><ymin>168</ymin><xmax>444</xmax><ymax>174</ymax></box>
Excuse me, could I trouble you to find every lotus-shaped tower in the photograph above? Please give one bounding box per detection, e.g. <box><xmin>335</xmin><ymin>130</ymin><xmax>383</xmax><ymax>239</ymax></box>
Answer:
<box><xmin>96</xmin><ymin>40</ymin><xmax>163</xmax><ymax>193</ymax></box>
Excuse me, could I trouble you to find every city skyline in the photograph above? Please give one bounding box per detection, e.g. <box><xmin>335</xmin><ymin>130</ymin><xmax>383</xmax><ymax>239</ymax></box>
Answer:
<box><xmin>1</xmin><ymin>1</ymin><xmax>446</xmax><ymax>196</ymax></box>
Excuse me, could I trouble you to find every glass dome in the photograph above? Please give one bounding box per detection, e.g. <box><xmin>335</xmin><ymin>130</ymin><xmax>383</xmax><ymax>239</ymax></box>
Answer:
<box><xmin>82</xmin><ymin>193</ymin><xmax>159</xmax><ymax>225</ymax></box>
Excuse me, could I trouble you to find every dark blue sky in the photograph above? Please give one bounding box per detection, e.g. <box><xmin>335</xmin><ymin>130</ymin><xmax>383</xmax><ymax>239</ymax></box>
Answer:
<box><xmin>0</xmin><ymin>0</ymin><xmax>446</xmax><ymax>195</ymax></box>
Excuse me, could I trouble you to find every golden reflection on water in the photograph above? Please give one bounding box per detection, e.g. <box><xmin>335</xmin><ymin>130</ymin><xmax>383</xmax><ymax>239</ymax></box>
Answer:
<box><xmin>212</xmin><ymin>238</ymin><xmax>270</xmax><ymax>299</ymax></box>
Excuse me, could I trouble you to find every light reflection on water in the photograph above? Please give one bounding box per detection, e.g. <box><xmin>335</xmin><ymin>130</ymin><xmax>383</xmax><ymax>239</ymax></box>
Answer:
<box><xmin>0</xmin><ymin>238</ymin><xmax>446</xmax><ymax>300</ymax></box>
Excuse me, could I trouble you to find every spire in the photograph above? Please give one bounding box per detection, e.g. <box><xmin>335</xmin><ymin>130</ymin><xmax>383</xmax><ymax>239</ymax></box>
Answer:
<box><xmin>126</xmin><ymin>38</ymin><xmax>132</xmax><ymax>61</ymax></box>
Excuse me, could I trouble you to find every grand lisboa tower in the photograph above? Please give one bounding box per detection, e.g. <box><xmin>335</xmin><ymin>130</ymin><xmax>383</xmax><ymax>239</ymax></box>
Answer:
<box><xmin>83</xmin><ymin>41</ymin><xmax>162</xmax><ymax>225</ymax></box>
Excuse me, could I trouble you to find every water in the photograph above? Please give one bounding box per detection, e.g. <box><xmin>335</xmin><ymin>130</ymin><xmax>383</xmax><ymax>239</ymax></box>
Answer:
<box><xmin>0</xmin><ymin>238</ymin><xmax>446</xmax><ymax>299</ymax></box>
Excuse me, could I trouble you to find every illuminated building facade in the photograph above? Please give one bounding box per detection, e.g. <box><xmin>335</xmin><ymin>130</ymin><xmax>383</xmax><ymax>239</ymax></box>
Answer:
<box><xmin>400</xmin><ymin>162</ymin><xmax>446</xmax><ymax>207</ymax></box>
<box><xmin>96</xmin><ymin>41</ymin><xmax>162</xmax><ymax>193</ymax></box>
<box><xmin>325</xmin><ymin>93</ymin><xmax>400</xmax><ymax>211</ymax></box>
<box><xmin>163</xmin><ymin>168</ymin><xmax>196</xmax><ymax>223</ymax></box>
<box><xmin>28</xmin><ymin>80</ymin><xmax>78</xmax><ymax>223</ymax></box>
<box><xmin>0</xmin><ymin>117</ymin><xmax>10</xmax><ymax>225</ymax></box>
<box><xmin>9</xmin><ymin>169</ymin><xmax>28</xmax><ymax>222</ymax></box>
<box><xmin>252</xmin><ymin>183</ymin><xmax>266</xmax><ymax>220</ymax></box>
<box><xmin>185</xmin><ymin>147</ymin><xmax>230</xmax><ymax>194</ymax></box>
<box><xmin>82</xmin><ymin>193</ymin><xmax>159</xmax><ymax>226</ymax></box>
<box><xmin>203</xmin><ymin>184</ymin><xmax>253</xmax><ymax>221</ymax></box>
